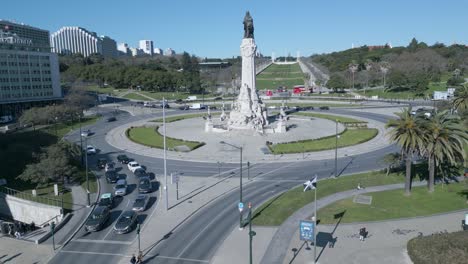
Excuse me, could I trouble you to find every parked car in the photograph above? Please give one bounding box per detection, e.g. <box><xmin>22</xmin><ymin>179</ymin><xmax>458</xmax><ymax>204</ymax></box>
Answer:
<box><xmin>179</xmin><ymin>105</ymin><xmax>190</xmax><ymax>110</ymax></box>
<box><xmin>105</xmin><ymin>162</ymin><xmax>115</xmax><ymax>172</ymax></box>
<box><xmin>214</xmin><ymin>96</ymin><xmax>223</xmax><ymax>101</ymax></box>
<box><xmin>319</xmin><ymin>106</ymin><xmax>330</xmax><ymax>110</ymax></box>
<box><xmin>84</xmin><ymin>206</ymin><xmax>110</xmax><ymax>232</ymax></box>
<box><xmin>132</xmin><ymin>194</ymin><xmax>149</xmax><ymax>212</ymax></box>
<box><xmin>97</xmin><ymin>158</ymin><xmax>107</xmax><ymax>170</ymax></box>
<box><xmin>127</xmin><ymin>161</ymin><xmax>142</xmax><ymax>173</ymax></box>
<box><xmin>105</xmin><ymin>171</ymin><xmax>119</xmax><ymax>183</ymax></box>
<box><xmin>117</xmin><ymin>154</ymin><xmax>131</xmax><ymax>164</ymax></box>
<box><xmin>160</xmin><ymin>101</ymin><xmax>170</xmax><ymax>108</ymax></box>
<box><xmin>133</xmin><ymin>168</ymin><xmax>147</xmax><ymax>178</ymax></box>
<box><xmin>86</xmin><ymin>145</ymin><xmax>97</xmax><ymax>155</ymax></box>
<box><xmin>114</xmin><ymin>179</ymin><xmax>128</xmax><ymax>196</ymax></box>
<box><xmin>107</xmin><ymin>117</ymin><xmax>117</xmax><ymax>122</ymax></box>
<box><xmin>81</xmin><ymin>129</ymin><xmax>91</xmax><ymax>137</ymax></box>
<box><xmin>97</xmin><ymin>193</ymin><xmax>114</xmax><ymax>209</ymax></box>
<box><xmin>113</xmin><ymin>211</ymin><xmax>138</xmax><ymax>234</ymax></box>
<box><xmin>138</xmin><ymin>177</ymin><xmax>152</xmax><ymax>193</ymax></box>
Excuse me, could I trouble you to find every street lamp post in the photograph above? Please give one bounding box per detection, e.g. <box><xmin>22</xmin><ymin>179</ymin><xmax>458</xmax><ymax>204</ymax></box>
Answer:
<box><xmin>54</xmin><ymin>117</ymin><xmax>58</xmax><ymax>137</ymax></box>
<box><xmin>248</xmin><ymin>202</ymin><xmax>256</xmax><ymax>264</ymax></box>
<box><xmin>78</xmin><ymin>115</ymin><xmax>83</xmax><ymax>165</ymax></box>
<box><xmin>220</xmin><ymin>141</ymin><xmax>243</xmax><ymax>229</ymax></box>
<box><xmin>83</xmin><ymin>136</ymin><xmax>90</xmax><ymax>206</ymax></box>
<box><xmin>247</xmin><ymin>161</ymin><xmax>250</xmax><ymax>180</ymax></box>
<box><xmin>163</xmin><ymin>97</ymin><xmax>168</xmax><ymax>211</ymax></box>
<box><xmin>334</xmin><ymin>120</ymin><xmax>338</xmax><ymax>178</ymax></box>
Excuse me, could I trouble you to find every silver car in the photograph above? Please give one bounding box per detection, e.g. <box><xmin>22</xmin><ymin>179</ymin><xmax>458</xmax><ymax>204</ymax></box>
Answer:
<box><xmin>132</xmin><ymin>195</ymin><xmax>149</xmax><ymax>212</ymax></box>
<box><xmin>114</xmin><ymin>179</ymin><xmax>127</xmax><ymax>196</ymax></box>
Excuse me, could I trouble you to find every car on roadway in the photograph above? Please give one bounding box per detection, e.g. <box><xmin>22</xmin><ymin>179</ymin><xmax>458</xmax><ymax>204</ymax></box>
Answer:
<box><xmin>127</xmin><ymin>161</ymin><xmax>142</xmax><ymax>173</ymax></box>
<box><xmin>97</xmin><ymin>193</ymin><xmax>114</xmax><ymax>209</ymax></box>
<box><xmin>113</xmin><ymin>210</ymin><xmax>138</xmax><ymax>234</ymax></box>
<box><xmin>138</xmin><ymin>177</ymin><xmax>152</xmax><ymax>193</ymax></box>
<box><xmin>84</xmin><ymin>206</ymin><xmax>110</xmax><ymax>232</ymax></box>
<box><xmin>97</xmin><ymin>158</ymin><xmax>107</xmax><ymax>169</ymax></box>
<box><xmin>81</xmin><ymin>129</ymin><xmax>91</xmax><ymax>137</ymax></box>
<box><xmin>114</xmin><ymin>179</ymin><xmax>128</xmax><ymax>196</ymax></box>
<box><xmin>105</xmin><ymin>171</ymin><xmax>119</xmax><ymax>183</ymax></box>
<box><xmin>133</xmin><ymin>168</ymin><xmax>147</xmax><ymax>178</ymax></box>
<box><xmin>86</xmin><ymin>145</ymin><xmax>97</xmax><ymax>155</ymax></box>
<box><xmin>117</xmin><ymin>154</ymin><xmax>131</xmax><ymax>164</ymax></box>
<box><xmin>179</xmin><ymin>105</ymin><xmax>190</xmax><ymax>110</ymax></box>
<box><xmin>105</xmin><ymin>162</ymin><xmax>115</xmax><ymax>172</ymax></box>
<box><xmin>132</xmin><ymin>194</ymin><xmax>149</xmax><ymax>212</ymax></box>
<box><xmin>107</xmin><ymin>116</ymin><xmax>117</xmax><ymax>122</ymax></box>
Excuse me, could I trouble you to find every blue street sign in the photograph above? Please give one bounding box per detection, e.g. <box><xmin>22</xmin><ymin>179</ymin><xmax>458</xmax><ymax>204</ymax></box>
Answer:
<box><xmin>299</xmin><ymin>220</ymin><xmax>314</xmax><ymax>241</ymax></box>
<box><xmin>238</xmin><ymin>202</ymin><xmax>244</xmax><ymax>212</ymax></box>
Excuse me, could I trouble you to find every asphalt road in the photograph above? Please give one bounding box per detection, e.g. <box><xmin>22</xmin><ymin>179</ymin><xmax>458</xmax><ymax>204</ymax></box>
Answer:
<box><xmin>49</xmin><ymin>104</ymin><xmax>399</xmax><ymax>264</ymax></box>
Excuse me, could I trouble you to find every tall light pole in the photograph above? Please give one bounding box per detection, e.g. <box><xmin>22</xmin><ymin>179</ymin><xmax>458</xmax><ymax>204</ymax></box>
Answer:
<box><xmin>83</xmin><ymin>135</ymin><xmax>90</xmax><ymax>206</ymax></box>
<box><xmin>220</xmin><ymin>141</ymin><xmax>243</xmax><ymax>229</ymax></box>
<box><xmin>334</xmin><ymin>120</ymin><xmax>338</xmax><ymax>178</ymax></box>
<box><xmin>248</xmin><ymin>202</ymin><xmax>256</xmax><ymax>264</ymax></box>
<box><xmin>163</xmin><ymin>97</ymin><xmax>168</xmax><ymax>211</ymax></box>
<box><xmin>78</xmin><ymin>115</ymin><xmax>83</xmax><ymax>165</ymax></box>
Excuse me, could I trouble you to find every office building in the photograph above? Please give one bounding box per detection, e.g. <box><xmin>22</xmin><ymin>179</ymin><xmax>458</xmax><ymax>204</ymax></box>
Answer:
<box><xmin>164</xmin><ymin>48</ymin><xmax>175</xmax><ymax>56</ymax></box>
<box><xmin>139</xmin><ymin>40</ymin><xmax>153</xmax><ymax>56</ymax></box>
<box><xmin>0</xmin><ymin>20</ymin><xmax>61</xmax><ymax>115</ymax></box>
<box><xmin>117</xmin><ymin>43</ymin><xmax>130</xmax><ymax>56</ymax></box>
<box><xmin>50</xmin><ymin>27</ymin><xmax>117</xmax><ymax>57</ymax></box>
<box><xmin>130</xmin><ymin>47</ymin><xmax>144</xmax><ymax>57</ymax></box>
<box><xmin>153</xmin><ymin>48</ymin><xmax>163</xmax><ymax>55</ymax></box>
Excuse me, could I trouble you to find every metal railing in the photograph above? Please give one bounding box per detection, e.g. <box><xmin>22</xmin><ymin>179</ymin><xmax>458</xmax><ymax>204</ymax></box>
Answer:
<box><xmin>0</xmin><ymin>186</ymin><xmax>63</xmax><ymax>208</ymax></box>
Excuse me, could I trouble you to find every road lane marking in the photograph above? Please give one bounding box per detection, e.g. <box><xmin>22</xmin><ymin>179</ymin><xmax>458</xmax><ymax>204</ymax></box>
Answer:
<box><xmin>59</xmin><ymin>250</ymin><xmax>209</xmax><ymax>263</ymax></box>
<box><xmin>102</xmin><ymin>198</ymin><xmax>131</xmax><ymax>240</ymax></box>
<box><xmin>73</xmin><ymin>238</ymin><xmax>132</xmax><ymax>245</ymax></box>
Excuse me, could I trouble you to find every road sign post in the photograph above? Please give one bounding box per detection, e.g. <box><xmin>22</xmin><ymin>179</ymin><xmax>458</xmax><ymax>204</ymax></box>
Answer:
<box><xmin>50</xmin><ymin>221</ymin><xmax>56</xmax><ymax>250</ymax></box>
<box><xmin>238</xmin><ymin>202</ymin><xmax>244</xmax><ymax>229</ymax></box>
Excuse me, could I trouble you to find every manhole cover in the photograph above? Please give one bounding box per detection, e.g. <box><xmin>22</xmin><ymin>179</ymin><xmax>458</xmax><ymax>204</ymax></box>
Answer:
<box><xmin>353</xmin><ymin>195</ymin><xmax>372</xmax><ymax>205</ymax></box>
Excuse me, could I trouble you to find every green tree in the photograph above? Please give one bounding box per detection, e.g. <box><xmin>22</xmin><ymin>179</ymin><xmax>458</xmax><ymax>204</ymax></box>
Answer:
<box><xmin>452</xmin><ymin>85</ymin><xmax>468</xmax><ymax>113</ymax></box>
<box><xmin>382</xmin><ymin>153</ymin><xmax>402</xmax><ymax>176</ymax></box>
<box><xmin>386</xmin><ymin>108</ymin><xmax>426</xmax><ymax>195</ymax></box>
<box><xmin>327</xmin><ymin>73</ymin><xmax>347</xmax><ymax>92</ymax></box>
<box><xmin>420</xmin><ymin>111</ymin><xmax>467</xmax><ymax>192</ymax></box>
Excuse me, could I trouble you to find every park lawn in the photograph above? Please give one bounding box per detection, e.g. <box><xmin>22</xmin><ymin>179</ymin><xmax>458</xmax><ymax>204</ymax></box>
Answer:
<box><xmin>123</xmin><ymin>92</ymin><xmax>150</xmax><ymax>101</ymax></box>
<box><xmin>44</xmin><ymin>116</ymin><xmax>100</xmax><ymax>138</ymax></box>
<box><xmin>257</xmin><ymin>63</ymin><xmax>305</xmax><ymax>90</ymax></box>
<box><xmin>265</xmin><ymin>102</ymin><xmax>358</xmax><ymax>108</ymax></box>
<box><xmin>294</xmin><ymin>112</ymin><xmax>366</xmax><ymax>124</ymax></box>
<box><xmin>407</xmin><ymin>231</ymin><xmax>468</xmax><ymax>264</ymax></box>
<box><xmin>252</xmin><ymin>171</ymin><xmax>406</xmax><ymax>226</ymax></box>
<box><xmin>257</xmin><ymin>79</ymin><xmax>305</xmax><ymax>90</ymax></box>
<box><xmin>127</xmin><ymin>127</ymin><xmax>204</xmax><ymax>151</ymax></box>
<box><xmin>84</xmin><ymin>85</ymin><xmax>120</xmax><ymax>95</ymax></box>
<box><xmin>317</xmin><ymin>182</ymin><xmax>468</xmax><ymax>224</ymax></box>
<box><xmin>268</xmin><ymin>128</ymin><xmax>378</xmax><ymax>154</ymax></box>
<box><xmin>137</xmin><ymin>91</ymin><xmax>214</xmax><ymax>100</ymax></box>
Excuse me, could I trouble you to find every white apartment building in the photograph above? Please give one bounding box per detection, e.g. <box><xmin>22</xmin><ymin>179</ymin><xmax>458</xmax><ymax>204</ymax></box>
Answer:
<box><xmin>117</xmin><ymin>43</ymin><xmax>130</xmax><ymax>56</ymax></box>
<box><xmin>139</xmin><ymin>40</ymin><xmax>154</xmax><ymax>56</ymax></box>
<box><xmin>130</xmin><ymin>47</ymin><xmax>144</xmax><ymax>57</ymax></box>
<box><xmin>153</xmin><ymin>48</ymin><xmax>163</xmax><ymax>55</ymax></box>
<box><xmin>50</xmin><ymin>27</ymin><xmax>117</xmax><ymax>57</ymax></box>
<box><xmin>164</xmin><ymin>48</ymin><xmax>175</xmax><ymax>56</ymax></box>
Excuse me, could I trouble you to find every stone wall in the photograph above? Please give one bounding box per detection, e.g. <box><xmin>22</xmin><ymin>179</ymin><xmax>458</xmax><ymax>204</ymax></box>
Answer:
<box><xmin>0</xmin><ymin>194</ymin><xmax>62</xmax><ymax>225</ymax></box>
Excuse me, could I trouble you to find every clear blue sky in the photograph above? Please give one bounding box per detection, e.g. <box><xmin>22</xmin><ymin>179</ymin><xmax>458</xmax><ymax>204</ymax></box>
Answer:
<box><xmin>2</xmin><ymin>0</ymin><xmax>467</xmax><ymax>58</ymax></box>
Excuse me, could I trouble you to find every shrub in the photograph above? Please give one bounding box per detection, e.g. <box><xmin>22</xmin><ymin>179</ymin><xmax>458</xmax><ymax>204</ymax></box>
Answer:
<box><xmin>407</xmin><ymin>231</ymin><xmax>468</xmax><ymax>264</ymax></box>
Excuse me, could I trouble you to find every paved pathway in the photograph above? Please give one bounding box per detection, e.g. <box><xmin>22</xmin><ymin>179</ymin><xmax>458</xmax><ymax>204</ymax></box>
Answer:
<box><xmin>260</xmin><ymin>182</ymin><xmax>429</xmax><ymax>264</ymax></box>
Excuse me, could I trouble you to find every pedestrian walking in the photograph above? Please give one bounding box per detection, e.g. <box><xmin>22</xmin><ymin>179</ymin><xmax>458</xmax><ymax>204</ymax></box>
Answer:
<box><xmin>359</xmin><ymin>227</ymin><xmax>366</xmax><ymax>241</ymax></box>
<box><xmin>136</xmin><ymin>251</ymin><xmax>143</xmax><ymax>264</ymax></box>
<box><xmin>130</xmin><ymin>254</ymin><xmax>136</xmax><ymax>264</ymax></box>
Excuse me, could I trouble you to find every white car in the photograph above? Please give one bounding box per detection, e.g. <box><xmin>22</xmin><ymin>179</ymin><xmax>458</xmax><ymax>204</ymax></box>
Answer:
<box><xmin>86</xmin><ymin>145</ymin><xmax>97</xmax><ymax>155</ymax></box>
<box><xmin>127</xmin><ymin>161</ymin><xmax>142</xmax><ymax>172</ymax></box>
<box><xmin>81</xmin><ymin>129</ymin><xmax>91</xmax><ymax>137</ymax></box>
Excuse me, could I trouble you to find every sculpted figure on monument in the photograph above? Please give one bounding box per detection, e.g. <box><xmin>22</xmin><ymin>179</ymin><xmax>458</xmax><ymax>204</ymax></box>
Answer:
<box><xmin>243</xmin><ymin>11</ymin><xmax>254</xmax><ymax>39</ymax></box>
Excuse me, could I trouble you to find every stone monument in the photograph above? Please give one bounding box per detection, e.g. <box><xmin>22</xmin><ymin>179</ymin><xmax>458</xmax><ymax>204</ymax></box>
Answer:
<box><xmin>228</xmin><ymin>11</ymin><xmax>268</xmax><ymax>132</ymax></box>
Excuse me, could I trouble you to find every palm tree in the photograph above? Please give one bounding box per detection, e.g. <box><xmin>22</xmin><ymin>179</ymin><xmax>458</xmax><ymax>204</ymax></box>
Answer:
<box><xmin>348</xmin><ymin>61</ymin><xmax>358</xmax><ymax>89</ymax></box>
<box><xmin>452</xmin><ymin>85</ymin><xmax>468</xmax><ymax>113</ymax></box>
<box><xmin>420</xmin><ymin>110</ymin><xmax>468</xmax><ymax>192</ymax></box>
<box><xmin>386</xmin><ymin>107</ymin><xmax>426</xmax><ymax>195</ymax></box>
<box><xmin>380</xmin><ymin>61</ymin><xmax>390</xmax><ymax>88</ymax></box>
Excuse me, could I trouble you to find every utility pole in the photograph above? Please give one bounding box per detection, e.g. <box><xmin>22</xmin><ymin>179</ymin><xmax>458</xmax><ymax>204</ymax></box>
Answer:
<box><xmin>334</xmin><ymin>120</ymin><xmax>338</xmax><ymax>178</ymax></box>
<box><xmin>163</xmin><ymin>97</ymin><xmax>168</xmax><ymax>211</ymax></box>
<box><xmin>313</xmin><ymin>179</ymin><xmax>317</xmax><ymax>263</ymax></box>
<box><xmin>248</xmin><ymin>202</ymin><xmax>256</xmax><ymax>264</ymax></box>
<box><xmin>84</xmin><ymin>136</ymin><xmax>90</xmax><ymax>206</ymax></box>
<box><xmin>247</xmin><ymin>161</ymin><xmax>250</xmax><ymax>180</ymax></box>
<box><xmin>79</xmin><ymin>115</ymin><xmax>83</xmax><ymax>165</ymax></box>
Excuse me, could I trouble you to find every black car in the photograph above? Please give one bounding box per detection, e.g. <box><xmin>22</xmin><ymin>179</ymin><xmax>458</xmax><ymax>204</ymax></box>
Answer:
<box><xmin>134</xmin><ymin>168</ymin><xmax>147</xmax><ymax>177</ymax></box>
<box><xmin>319</xmin><ymin>106</ymin><xmax>330</xmax><ymax>110</ymax></box>
<box><xmin>117</xmin><ymin>154</ymin><xmax>131</xmax><ymax>164</ymax></box>
<box><xmin>105</xmin><ymin>171</ymin><xmax>118</xmax><ymax>183</ymax></box>
<box><xmin>179</xmin><ymin>105</ymin><xmax>190</xmax><ymax>110</ymax></box>
<box><xmin>97</xmin><ymin>158</ymin><xmax>107</xmax><ymax>170</ymax></box>
<box><xmin>84</xmin><ymin>206</ymin><xmax>110</xmax><ymax>232</ymax></box>
<box><xmin>113</xmin><ymin>211</ymin><xmax>138</xmax><ymax>234</ymax></box>
<box><xmin>138</xmin><ymin>177</ymin><xmax>152</xmax><ymax>193</ymax></box>
<box><xmin>107</xmin><ymin>117</ymin><xmax>117</xmax><ymax>122</ymax></box>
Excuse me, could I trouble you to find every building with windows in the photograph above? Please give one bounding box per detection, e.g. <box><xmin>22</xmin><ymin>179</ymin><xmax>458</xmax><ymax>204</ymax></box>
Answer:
<box><xmin>139</xmin><ymin>40</ymin><xmax>153</xmax><ymax>56</ymax></box>
<box><xmin>50</xmin><ymin>27</ymin><xmax>117</xmax><ymax>57</ymax></box>
<box><xmin>164</xmin><ymin>48</ymin><xmax>175</xmax><ymax>56</ymax></box>
<box><xmin>0</xmin><ymin>20</ymin><xmax>61</xmax><ymax>116</ymax></box>
<box><xmin>129</xmin><ymin>47</ymin><xmax>144</xmax><ymax>57</ymax></box>
<box><xmin>153</xmin><ymin>48</ymin><xmax>163</xmax><ymax>55</ymax></box>
<box><xmin>117</xmin><ymin>42</ymin><xmax>130</xmax><ymax>56</ymax></box>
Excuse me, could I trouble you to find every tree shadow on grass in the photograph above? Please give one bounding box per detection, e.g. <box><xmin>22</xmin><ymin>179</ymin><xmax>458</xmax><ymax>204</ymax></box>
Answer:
<box><xmin>251</xmin><ymin>191</ymin><xmax>286</xmax><ymax>222</ymax></box>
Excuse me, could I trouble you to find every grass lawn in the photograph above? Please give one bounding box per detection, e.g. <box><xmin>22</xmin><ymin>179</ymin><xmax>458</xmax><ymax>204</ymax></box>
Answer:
<box><xmin>123</xmin><ymin>92</ymin><xmax>151</xmax><ymax>101</ymax></box>
<box><xmin>137</xmin><ymin>91</ymin><xmax>214</xmax><ymax>100</ymax></box>
<box><xmin>83</xmin><ymin>85</ymin><xmax>120</xmax><ymax>95</ymax></box>
<box><xmin>127</xmin><ymin>126</ymin><xmax>204</xmax><ymax>151</ymax></box>
<box><xmin>152</xmin><ymin>114</ymin><xmax>210</xmax><ymax>123</ymax></box>
<box><xmin>257</xmin><ymin>79</ymin><xmax>305</xmax><ymax>90</ymax></box>
<box><xmin>268</xmin><ymin>128</ymin><xmax>378</xmax><ymax>154</ymax></box>
<box><xmin>265</xmin><ymin>102</ymin><xmax>359</xmax><ymax>108</ymax></box>
<box><xmin>252</xmin><ymin>171</ymin><xmax>406</xmax><ymax>226</ymax></box>
<box><xmin>294</xmin><ymin>112</ymin><xmax>366</xmax><ymax>124</ymax></box>
<box><xmin>44</xmin><ymin>116</ymin><xmax>100</xmax><ymax>139</ymax></box>
<box><xmin>256</xmin><ymin>63</ymin><xmax>305</xmax><ymax>90</ymax></box>
<box><xmin>407</xmin><ymin>231</ymin><xmax>468</xmax><ymax>264</ymax></box>
<box><xmin>317</xmin><ymin>181</ymin><xmax>468</xmax><ymax>224</ymax></box>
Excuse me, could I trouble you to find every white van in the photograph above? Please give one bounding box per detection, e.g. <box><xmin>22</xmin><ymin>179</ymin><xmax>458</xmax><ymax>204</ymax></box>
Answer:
<box><xmin>186</xmin><ymin>96</ymin><xmax>197</xmax><ymax>101</ymax></box>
